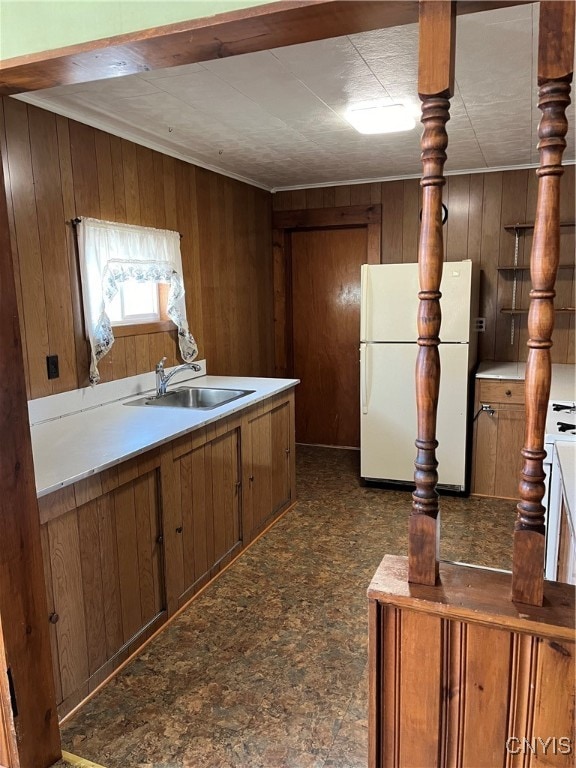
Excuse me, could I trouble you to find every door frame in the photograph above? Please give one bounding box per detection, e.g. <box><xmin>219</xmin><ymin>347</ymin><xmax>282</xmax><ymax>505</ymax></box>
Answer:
<box><xmin>272</xmin><ymin>203</ymin><xmax>382</xmax><ymax>377</ymax></box>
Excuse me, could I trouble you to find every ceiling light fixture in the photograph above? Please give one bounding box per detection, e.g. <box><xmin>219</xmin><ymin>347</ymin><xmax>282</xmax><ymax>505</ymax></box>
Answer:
<box><xmin>346</xmin><ymin>104</ymin><xmax>416</xmax><ymax>135</ymax></box>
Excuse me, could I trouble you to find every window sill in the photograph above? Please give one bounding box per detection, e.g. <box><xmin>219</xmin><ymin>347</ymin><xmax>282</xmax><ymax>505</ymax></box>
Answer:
<box><xmin>112</xmin><ymin>320</ymin><xmax>176</xmax><ymax>337</ymax></box>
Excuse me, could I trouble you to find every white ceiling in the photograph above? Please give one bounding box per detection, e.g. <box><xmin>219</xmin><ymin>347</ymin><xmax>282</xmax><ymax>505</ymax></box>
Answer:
<box><xmin>15</xmin><ymin>2</ymin><xmax>575</xmax><ymax>191</ymax></box>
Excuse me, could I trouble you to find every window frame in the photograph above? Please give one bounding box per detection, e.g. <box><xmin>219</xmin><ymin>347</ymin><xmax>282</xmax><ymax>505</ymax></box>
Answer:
<box><xmin>107</xmin><ymin>283</ymin><xmax>176</xmax><ymax>337</ymax></box>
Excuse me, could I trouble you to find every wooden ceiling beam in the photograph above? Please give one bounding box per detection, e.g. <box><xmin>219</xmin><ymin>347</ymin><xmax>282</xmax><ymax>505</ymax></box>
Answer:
<box><xmin>0</xmin><ymin>0</ymin><xmax>531</xmax><ymax>96</ymax></box>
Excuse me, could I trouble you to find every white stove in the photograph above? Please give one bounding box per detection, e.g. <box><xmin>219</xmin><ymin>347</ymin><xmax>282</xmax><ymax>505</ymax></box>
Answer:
<box><xmin>544</xmin><ymin>399</ymin><xmax>576</xmax><ymax>579</ymax></box>
<box><xmin>546</xmin><ymin>400</ymin><xmax>576</xmax><ymax>438</ymax></box>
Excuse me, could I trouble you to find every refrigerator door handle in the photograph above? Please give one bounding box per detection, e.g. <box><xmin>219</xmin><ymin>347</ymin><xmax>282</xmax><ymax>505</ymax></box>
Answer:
<box><xmin>361</xmin><ymin>345</ymin><xmax>369</xmax><ymax>415</ymax></box>
<box><xmin>360</xmin><ymin>265</ymin><xmax>368</xmax><ymax>341</ymax></box>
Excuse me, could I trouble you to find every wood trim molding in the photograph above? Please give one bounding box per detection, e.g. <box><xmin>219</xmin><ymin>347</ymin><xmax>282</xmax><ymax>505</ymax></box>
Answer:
<box><xmin>112</xmin><ymin>320</ymin><xmax>176</xmax><ymax>338</ymax></box>
<box><xmin>273</xmin><ymin>204</ymin><xmax>381</xmax><ymax>231</ymax></box>
<box><xmin>367</xmin><ymin>220</ymin><xmax>381</xmax><ymax>266</ymax></box>
<box><xmin>369</xmin><ymin>555</ymin><xmax>575</xmax><ymax>643</ymax></box>
<box><xmin>0</xmin><ymin>1</ymin><xmax>529</xmax><ymax>96</ymax></box>
<box><xmin>273</xmin><ymin>228</ymin><xmax>289</xmax><ymax>378</ymax></box>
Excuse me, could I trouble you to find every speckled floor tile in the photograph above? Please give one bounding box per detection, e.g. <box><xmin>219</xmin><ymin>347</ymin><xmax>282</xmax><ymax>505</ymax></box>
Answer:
<box><xmin>60</xmin><ymin>446</ymin><xmax>515</xmax><ymax>767</ymax></box>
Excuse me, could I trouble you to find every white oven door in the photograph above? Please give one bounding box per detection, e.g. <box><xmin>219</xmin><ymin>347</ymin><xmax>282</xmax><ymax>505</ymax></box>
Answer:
<box><xmin>544</xmin><ymin>444</ymin><xmax>562</xmax><ymax>580</ymax></box>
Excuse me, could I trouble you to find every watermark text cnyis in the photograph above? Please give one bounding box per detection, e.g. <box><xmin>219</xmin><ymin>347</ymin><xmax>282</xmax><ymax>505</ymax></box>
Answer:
<box><xmin>505</xmin><ymin>737</ymin><xmax>573</xmax><ymax>756</ymax></box>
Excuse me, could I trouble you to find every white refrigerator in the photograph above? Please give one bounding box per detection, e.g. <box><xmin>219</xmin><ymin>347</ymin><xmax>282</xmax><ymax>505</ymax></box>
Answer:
<box><xmin>360</xmin><ymin>260</ymin><xmax>478</xmax><ymax>491</ymax></box>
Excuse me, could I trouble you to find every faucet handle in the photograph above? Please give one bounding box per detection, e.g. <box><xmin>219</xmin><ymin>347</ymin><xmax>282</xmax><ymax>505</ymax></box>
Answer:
<box><xmin>155</xmin><ymin>356</ymin><xmax>167</xmax><ymax>373</ymax></box>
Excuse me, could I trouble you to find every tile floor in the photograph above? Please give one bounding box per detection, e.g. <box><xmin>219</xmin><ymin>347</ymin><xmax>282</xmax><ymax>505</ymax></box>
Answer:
<box><xmin>59</xmin><ymin>446</ymin><xmax>515</xmax><ymax>768</ymax></box>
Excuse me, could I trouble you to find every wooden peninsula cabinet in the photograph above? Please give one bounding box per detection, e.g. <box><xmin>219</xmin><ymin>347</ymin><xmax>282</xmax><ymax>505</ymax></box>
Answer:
<box><xmin>38</xmin><ymin>387</ymin><xmax>296</xmax><ymax>718</ymax></box>
<box><xmin>471</xmin><ymin>377</ymin><xmax>525</xmax><ymax>498</ymax></box>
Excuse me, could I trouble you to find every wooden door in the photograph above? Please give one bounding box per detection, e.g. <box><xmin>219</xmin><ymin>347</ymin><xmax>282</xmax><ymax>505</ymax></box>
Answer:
<box><xmin>291</xmin><ymin>226</ymin><xmax>368</xmax><ymax>447</ymax></box>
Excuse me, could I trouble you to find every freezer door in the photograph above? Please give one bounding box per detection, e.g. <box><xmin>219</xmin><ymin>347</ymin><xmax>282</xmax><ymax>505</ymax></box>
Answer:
<box><xmin>360</xmin><ymin>342</ymin><xmax>470</xmax><ymax>489</ymax></box>
<box><xmin>360</xmin><ymin>261</ymin><xmax>473</xmax><ymax>344</ymax></box>
<box><xmin>441</xmin><ymin>261</ymin><xmax>473</xmax><ymax>343</ymax></box>
<box><xmin>361</xmin><ymin>264</ymin><xmax>418</xmax><ymax>342</ymax></box>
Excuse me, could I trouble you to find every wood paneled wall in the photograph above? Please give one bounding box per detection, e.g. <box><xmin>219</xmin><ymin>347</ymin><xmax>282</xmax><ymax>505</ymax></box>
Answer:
<box><xmin>0</xmin><ymin>98</ymin><xmax>273</xmax><ymax>400</ymax></box>
<box><xmin>273</xmin><ymin>166</ymin><xmax>575</xmax><ymax>365</ymax></box>
<box><xmin>1</xmin><ymin>93</ymin><xmax>572</xmax><ymax>400</ymax></box>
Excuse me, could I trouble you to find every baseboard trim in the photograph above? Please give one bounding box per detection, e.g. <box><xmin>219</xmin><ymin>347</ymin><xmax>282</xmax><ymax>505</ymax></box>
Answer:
<box><xmin>61</xmin><ymin>751</ymin><xmax>107</xmax><ymax>768</ymax></box>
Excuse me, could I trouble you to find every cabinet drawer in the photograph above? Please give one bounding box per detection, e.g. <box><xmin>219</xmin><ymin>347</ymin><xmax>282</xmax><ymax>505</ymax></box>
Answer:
<box><xmin>477</xmin><ymin>379</ymin><xmax>525</xmax><ymax>406</ymax></box>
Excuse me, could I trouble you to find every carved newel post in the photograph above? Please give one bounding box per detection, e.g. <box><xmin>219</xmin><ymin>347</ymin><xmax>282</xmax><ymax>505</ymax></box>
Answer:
<box><xmin>409</xmin><ymin>0</ymin><xmax>456</xmax><ymax>586</ymax></box>
<box><xmin>512</xmin><ymin>1</ymin><xmax>575</xmax><ymax>606</ymax></box>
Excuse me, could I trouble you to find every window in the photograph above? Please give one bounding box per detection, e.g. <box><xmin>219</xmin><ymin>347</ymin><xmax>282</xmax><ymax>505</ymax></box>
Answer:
<box><xmin>76</xmin><ymin>217</ymin><xmax>198</xmax><ymax>384</ymax></box>
<box><xmin>106</xmin><ymin>280</ymin><xmax>161</xmax><ymax>325</ymax></box>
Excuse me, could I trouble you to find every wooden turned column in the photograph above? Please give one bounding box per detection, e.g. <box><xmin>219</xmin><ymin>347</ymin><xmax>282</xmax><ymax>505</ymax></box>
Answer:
<box><xmin>408</xmin><ymin>0</ymin><xmax>455</xmax><ymax>586</ymax></box>
<box><xmin>512</xmin><ymin>1</ymin><xmax>574</xmax><ymax>606</ymax></box>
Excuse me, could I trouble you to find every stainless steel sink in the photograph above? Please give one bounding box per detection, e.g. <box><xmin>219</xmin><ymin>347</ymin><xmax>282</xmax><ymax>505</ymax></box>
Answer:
<box><xmin>124</xmin><ymin>386</ymin><xmax>255</xmax><ymax>410</ymax></box>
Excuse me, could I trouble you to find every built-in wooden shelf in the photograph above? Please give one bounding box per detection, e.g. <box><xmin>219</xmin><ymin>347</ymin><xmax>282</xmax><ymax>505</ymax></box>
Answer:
<box><xmin>497</xmin><ymin>263</ymin><xmax>575</xmax><ymax>272</ymax></box>
<box><xmin>500</xmin><ymin>307</ymin><xmax>576</xmax><ymax>314</ymax></box>
<box><xmin>504</xmin><ymin>221</ymin><xmax>575</xmax><ymax>232</ymax></box>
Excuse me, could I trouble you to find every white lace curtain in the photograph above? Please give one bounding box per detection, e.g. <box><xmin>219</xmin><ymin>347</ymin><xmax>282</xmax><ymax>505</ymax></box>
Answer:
<box><xmin>76</xmin><ymin>217</ymin><xmax>198</xmax><ymax>384</ymax></box>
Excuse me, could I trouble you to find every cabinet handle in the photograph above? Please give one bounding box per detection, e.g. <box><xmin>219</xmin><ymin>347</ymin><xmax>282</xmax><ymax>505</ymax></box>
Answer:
<box><xmin>156</xmin><ymin>534</ymin><xmax>164</xmax><ymax>545</ymax></box>
<box><xmin>176</xmin><ymin>526</ymin><xmax>183</xmax><ymax>534</ymax></box>
<box><xmin>235</xmin><ymin>481</ymin><xmax>242</xmax><ymax>490</ymax></box>
<box><xmin>505</xmin><ymin>389</ymin><xmax>512</xmax><ymax>396</ymax></box>
<box><xmin>249</xmin><ymin>475</ymin><xmax>254</xmax><ymax>483</ymax></box>
<box><xmin>285</xmin><ymin>448</ymin><xmax>290</xmax><ymax>456</ymax></box>
<box><xmin>49</xmin><ymin>612</ymin><xmax>59</xmax><ymax>625</ymax></box>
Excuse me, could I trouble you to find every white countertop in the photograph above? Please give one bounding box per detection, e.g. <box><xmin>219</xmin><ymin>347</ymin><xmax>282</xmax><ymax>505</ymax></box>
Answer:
<box><xmin>476</xmin><ymin>361</ymin><xmax>526</xmax><ymax>381</ymax></box>
<box><xmin>556</xmin><ymin>442</ymin><xmax>575</xmax><ymax>526</ymax></box>
<box><xmin>30</xmin><ymin>367</ymin><xmax>298</xmax><ymax>498</ymax></box>
<box><xmin>477</xmin><ymin>362</ymin><xmax>575</xmax><ymax>401</ymax></box>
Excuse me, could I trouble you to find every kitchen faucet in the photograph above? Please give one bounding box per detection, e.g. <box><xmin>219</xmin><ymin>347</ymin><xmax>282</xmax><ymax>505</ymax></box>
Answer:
<box><xmin>155</xmin><ymin>357</ymin><xmax>202</xmax><ymax>397</ymax></box>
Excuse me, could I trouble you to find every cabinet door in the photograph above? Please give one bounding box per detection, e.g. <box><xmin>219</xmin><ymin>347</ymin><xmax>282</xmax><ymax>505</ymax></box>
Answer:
<box><xmin>473</xmin><ymin>403</ymin><xmax>525</xmax><ymax>498</ymax></box>
<box><xmin>247</xmin><ymin>409</ymin><xmax>271</xmax><ymax>535</ymax></box>
<box><xmin>245</xmin><ymin>399</ymin><xmax>293</xmax><ymax>539</ymax></box>
<box><xmin>110</xmin><ymin>471</ymin><xmax>165</xmax><ymax>645</ymax></box>
<box><xmin>41</xmin><ymin>470</ymin><xmax>165</xmax><ymax>711</ymax></box>
<box><xmin>270</xmin><ymin>399</ymin><xmax>292</xmax><ymax>515</ymax></box>
<box><xmin>177</xmin><ymin>427</ymin><xmax>241</xmax><ymax>603</ymax></box>
<box><xmin>42</xmin><ymin>510</ymin><xmax>89</xmax><ymax>706</ymax></box>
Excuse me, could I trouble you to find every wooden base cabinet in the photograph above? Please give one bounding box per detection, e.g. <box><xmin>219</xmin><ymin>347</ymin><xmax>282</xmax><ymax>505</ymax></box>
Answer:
<box><xmin>472</xmin><ymin>378</ymin><xmax>525</xmax><ymax>498</ymax></box>
<box><xmin>38</xmin><ymin>387</ymin><xmax>296</xmax><ymax>719</ymax></box>
<box><xmin>162</xmin><ymin>391</ymin><xmax>296</xmax><ymax>609</ymax></box>
<box><xmin>368</xmin><ymin>556</ymin><xmax>575</xmax><ymax>768</ymax></box>
<box><xmin>39</xmin><ymin>454</ymin><xmax>165</xmax><ymax>718</ymax></box>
